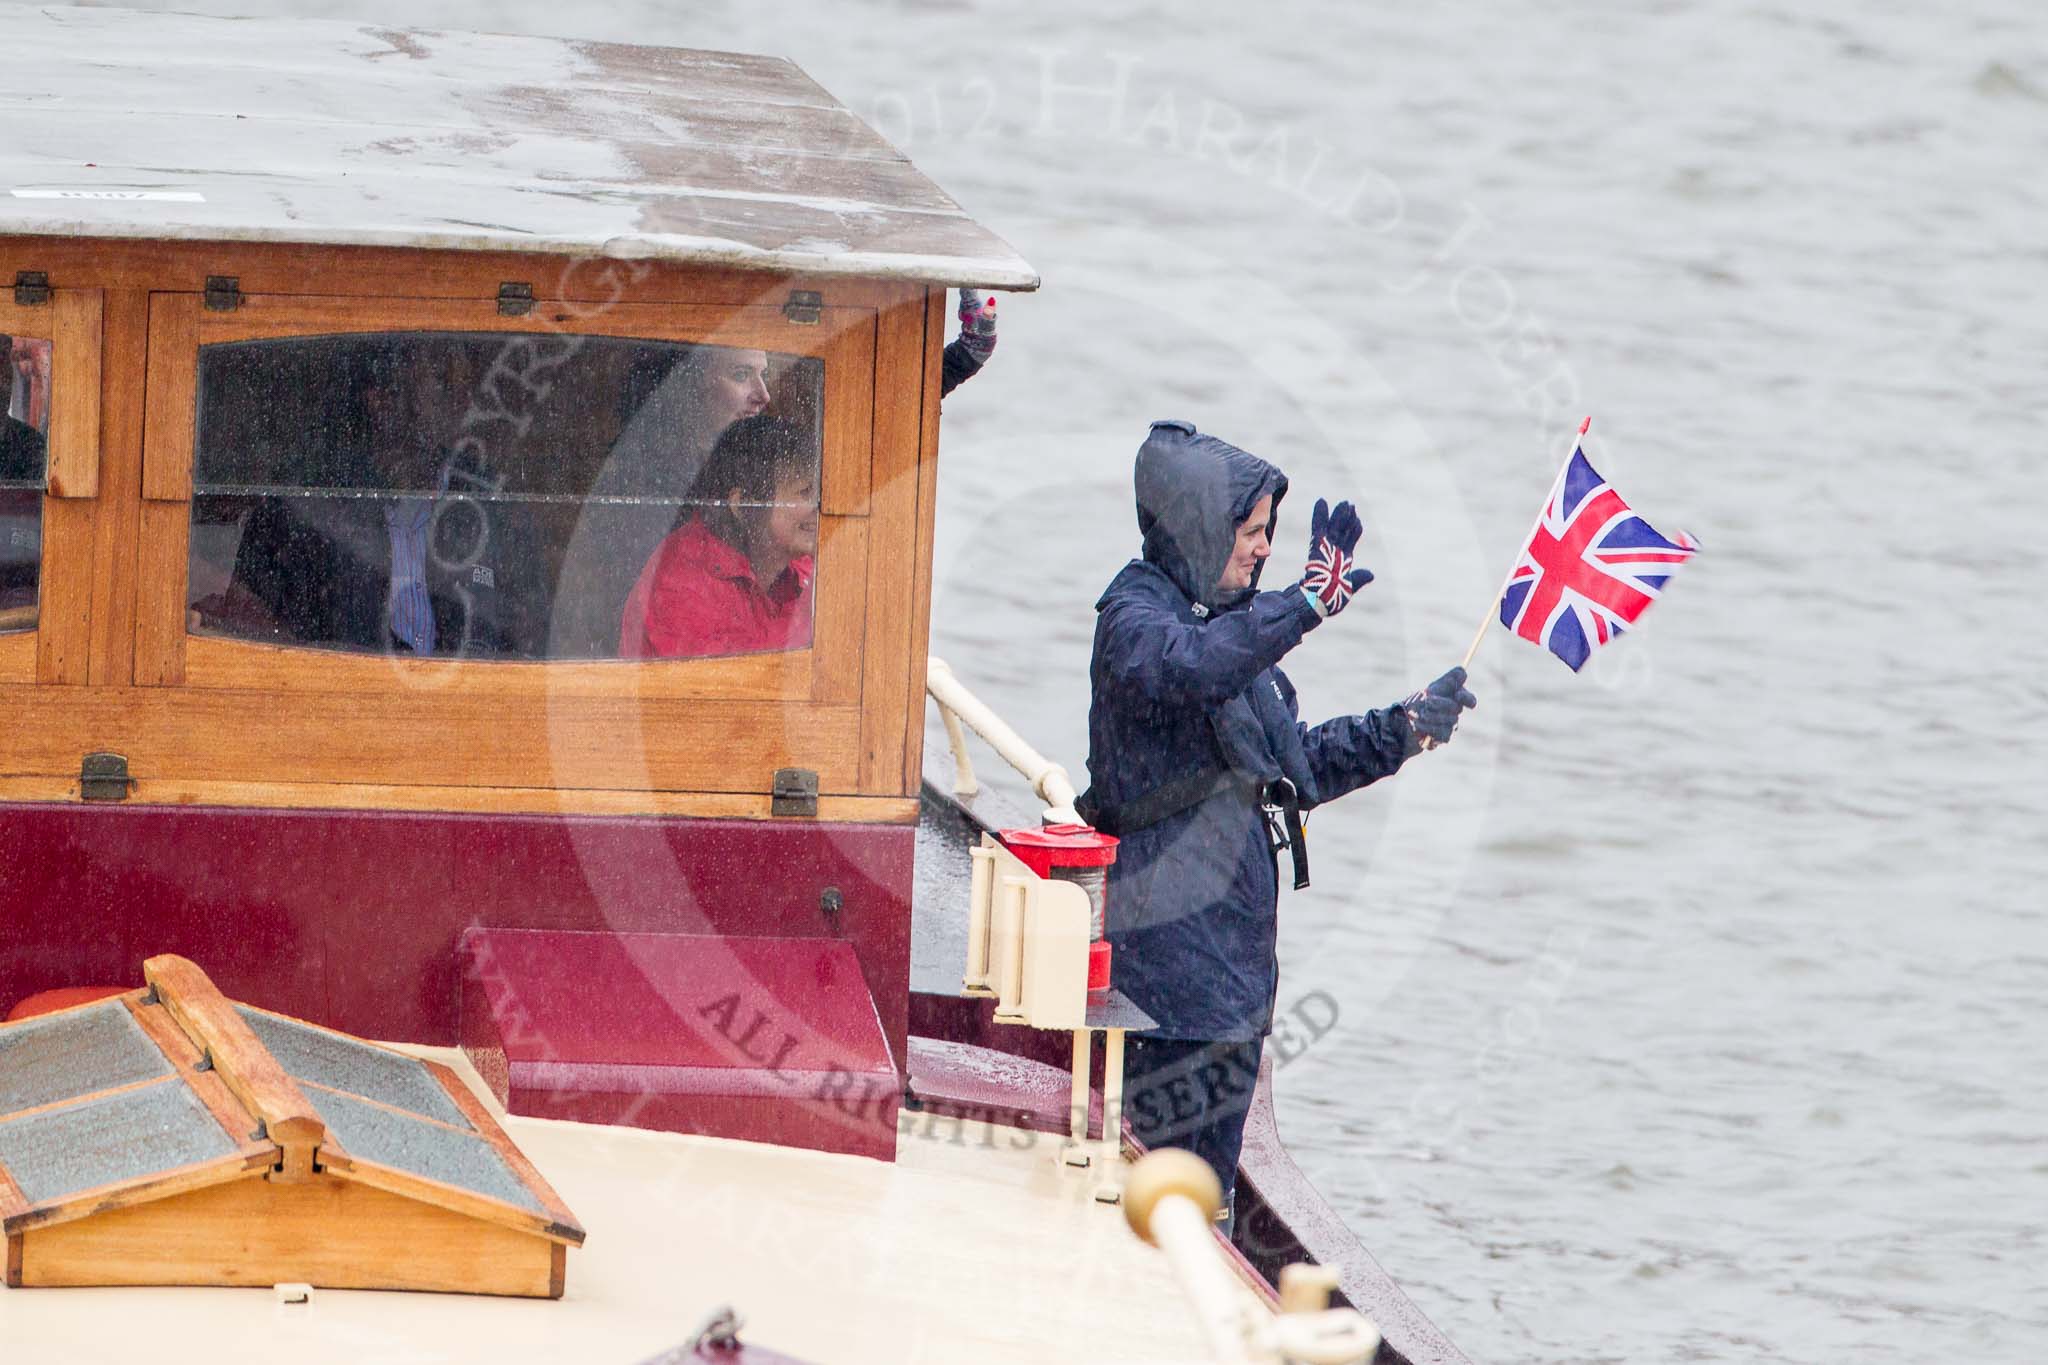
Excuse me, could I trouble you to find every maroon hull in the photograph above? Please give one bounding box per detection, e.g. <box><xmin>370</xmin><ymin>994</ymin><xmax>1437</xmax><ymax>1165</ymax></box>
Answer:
<box><xmin>459</xmin><ymin>928</ymin><xmax>902</xmax><ymax>1159</ymax></box>
<box><xmin>0</xmin><ymin>802</ymin><xmax>913</xmax><ymax>1126</ymax></box>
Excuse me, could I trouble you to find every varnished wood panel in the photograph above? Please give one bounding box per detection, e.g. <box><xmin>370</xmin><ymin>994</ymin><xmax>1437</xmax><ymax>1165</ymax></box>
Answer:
<box><xmin>856</xmin><ymin>286</ymin><xmax>936</xmax><ymax>793</ymax></box>
<box><xmin>0</xmin><ymin>686</ymin><xmax>864</xmax><ymax>794</ymax></box>
<box><xmin>182</xmin><ymin>634</ymin><xmax>812</xmax><ymax>701</ymax></box>
<box><xmin>35</xmin><ymin>495</ymin><xmax>95</xmax><ymax>685</ymax></box>
<box><xmin>195</xmin><ymin>293</ymin><xmax>868</xmax><ymax>351</ymax></box>
<box><xmin>4</xmin><ymin>1153</ymin><xmax>262</xmax><ymax>1237</ymax></box>
<box><xmin>132</xmin><ymin>500</ymin><xmax>188</xmax><ymax>685</ymax></box>
<box><xmin>17</xmin><ymin>1172</ymin><xmax>558</xmax><ymax>1296</ymax></box>
<box><xmin>819</xmin><ymin>310</ymin><xmax>877</xmax><ymax>516</ymax></box>
<box><xmin>86</xmin><ymin>289</ymin><xmax>149</xmax><ymax>687</ymax></box>
<box><xmin>4</xmin><ymin>1231</ymin><xmax>18</xmax><ymax>1287</ymax></box>
<box><xmin>810</xmin><ymin>514</ymin><xmax>868</xmax><ymax>706</ymax></box>
<box><xmin>0</xmin><ymin>234</ymin><xmax>915</xmax><ymax>310</ymax></box>
<box><xmin>45</xmin><ymin>289</ymin><xmax>103</xmax><ymax>499</ymax></box>
<box><xmin>903</xmin><ymin>286</ymin><xmax>948</xmax><ymax>793</ymax></box>
<box><xmin>0</xmin><ymin>774</ymin><xmax>916</xmax><ymax>822</ymax></box>
<box><xmin>0</xmin><ymin>630</ymin><xmax>32</xmax><ymax>686</ymax></box>
<box><xmin>139</xmin><ymin>293</ymin><xmax>198</xmax><ymax>502</ymax></box>
<box><xmin>0</xmin><ymin>298</ymin><xmax>54</xmax><ymax>340</ymax></box>
<box><xmin>0</xmin><ymin>775</ymin><xmax>75</xmax><ymax>802</ymax></box>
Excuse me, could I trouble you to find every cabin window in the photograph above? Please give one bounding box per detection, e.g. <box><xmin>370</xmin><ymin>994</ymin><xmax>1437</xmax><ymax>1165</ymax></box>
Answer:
<box><xmin>0</xmin><ymin>334</ymin><xmax>50</xmax><ymax>635</ymax></box>
<box><xmin>185</xmin><ymin>332</ymin><xmax>825</xmax><ymax>661</ymax></box>
<box><xmin>114</xmin><ymin>282</ymin><xmax>912</xmax><ymax>810</ymax></box>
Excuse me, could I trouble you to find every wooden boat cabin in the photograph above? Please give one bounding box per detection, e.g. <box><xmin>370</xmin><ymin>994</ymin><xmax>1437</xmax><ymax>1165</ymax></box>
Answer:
<box><xmin>0</xmin><ymin>7</ymin><xmax>1036</xmax><ymax>1162</ymax></box>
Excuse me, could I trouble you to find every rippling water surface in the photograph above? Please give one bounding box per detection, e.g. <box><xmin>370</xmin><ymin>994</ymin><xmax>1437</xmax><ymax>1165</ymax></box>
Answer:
<box><xmin>83</xmin><ymin>0</ymin><xmax>2048</xmax><ymax>1358</ymax></box>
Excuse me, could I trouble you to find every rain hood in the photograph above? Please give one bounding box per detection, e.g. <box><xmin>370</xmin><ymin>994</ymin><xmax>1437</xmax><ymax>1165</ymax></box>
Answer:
<box><xmin>1131</xmin><ymin>419</ymin><xmax>1287</xmax><ymax>613</ymax></box>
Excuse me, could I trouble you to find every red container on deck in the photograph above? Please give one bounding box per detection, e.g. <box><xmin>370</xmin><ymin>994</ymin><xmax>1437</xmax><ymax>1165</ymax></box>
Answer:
<box><xmin>997</xmin><ymin>824</ymin><xmax>1120</xmax><ymax>993</ymax></box>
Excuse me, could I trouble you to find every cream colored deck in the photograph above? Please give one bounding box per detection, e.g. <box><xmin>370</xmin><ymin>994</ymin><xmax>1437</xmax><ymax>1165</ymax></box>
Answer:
<box><xmin>0</xmin><ymin>1046</ymin><xmax>1250</xmax><ymax>1364</ymax></box>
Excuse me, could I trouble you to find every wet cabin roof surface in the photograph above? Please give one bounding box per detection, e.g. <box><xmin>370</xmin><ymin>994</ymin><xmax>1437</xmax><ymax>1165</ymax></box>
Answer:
<box><xmin>0</xmin><ymin>6</ymin><xmax>1038</xmax><ymax>289</ymax></box>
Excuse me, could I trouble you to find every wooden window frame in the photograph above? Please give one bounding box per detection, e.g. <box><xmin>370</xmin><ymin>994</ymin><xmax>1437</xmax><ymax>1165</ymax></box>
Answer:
<box><xmin>0</xmin><ymin>239</ymin><xmax>939</xmax><ymax>820</ymax></box>
<box><xmin>136</xmin><ymin>294</ymin><xmax>875</xmax><ymax>709</ymax></box>
<box><xmin>0</xmin><ymin>290</ymin><xmax>103</xmax><ymax>687</ymax></box>
<box><xmin>112</xmin><ymin>289</ymin><xmax>895</xmax><ymax>805</ymax></box>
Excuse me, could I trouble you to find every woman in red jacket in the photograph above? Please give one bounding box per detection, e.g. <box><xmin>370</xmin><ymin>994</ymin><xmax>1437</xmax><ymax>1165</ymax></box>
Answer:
<box><xmin>619</xmin><ymin>416</ymin><xmax>819</xmax><ymax>659</ymax></box>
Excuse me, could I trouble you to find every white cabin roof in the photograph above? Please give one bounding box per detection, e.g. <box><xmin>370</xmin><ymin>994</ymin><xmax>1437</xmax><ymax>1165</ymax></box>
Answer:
<box><xmin>0</xmin><ymin>6</ymin><xmax>1038</xmax><ymax>289</ymax></box>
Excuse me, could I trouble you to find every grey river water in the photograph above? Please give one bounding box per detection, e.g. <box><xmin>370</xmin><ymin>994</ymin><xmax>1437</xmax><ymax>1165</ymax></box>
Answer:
<box><xmin>73</xmin><ymin>0</ymin><xmax>2048</xmax><ymax>1359</ymax></box>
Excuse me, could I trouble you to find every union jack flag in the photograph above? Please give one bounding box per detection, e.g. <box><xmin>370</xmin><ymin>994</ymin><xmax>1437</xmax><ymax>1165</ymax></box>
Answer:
<box><xmin>1500</xmin><ymin>441</ymin><xmax>1698</xmax><ymax>670</ymax></box>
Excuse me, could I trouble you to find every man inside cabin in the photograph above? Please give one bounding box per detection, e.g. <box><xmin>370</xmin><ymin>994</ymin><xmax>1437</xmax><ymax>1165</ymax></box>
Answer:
<box><xmin>1081</xmin><ymin>419</ymin><xmax>1478</xmax><ymax>1228</ymax></box>
<box><xmin>198</xmin><ymin>339</ymin><xmax>548</xmax><ymax>657</ymax></box>
<box><xmin>619</xmin><ymin>415</ymin><xmax>819</xmax><ymax>659</ymax></box>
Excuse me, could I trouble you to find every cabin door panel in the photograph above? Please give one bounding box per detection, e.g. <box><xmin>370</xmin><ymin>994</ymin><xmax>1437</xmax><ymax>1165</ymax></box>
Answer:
<box><xmin>134</xmin><ymin>292</ymin><xmax>200</xmax><ymax>687</ymax></box>
<box><xmin>0</xmin><ymin>290</ymin><xmax>105</xmax><ymax>689</ymax></box>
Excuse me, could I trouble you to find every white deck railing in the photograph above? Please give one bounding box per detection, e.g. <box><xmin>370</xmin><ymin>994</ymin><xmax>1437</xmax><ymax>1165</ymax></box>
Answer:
<box><xmin>1124</xmin><ymin>1151</ymin><xmax>1382</xmax><ymax>1365</ymax></box>
<box><xmin>925</xmin><ymin>657</ymin><xmax>1082</xmax><ymax>826</ymax></box>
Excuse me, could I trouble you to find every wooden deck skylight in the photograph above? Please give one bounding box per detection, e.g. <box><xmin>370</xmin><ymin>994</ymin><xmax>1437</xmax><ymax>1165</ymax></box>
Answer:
<box><xmin>0</xmin><ymin>955</ymin><xmax>582</xmax><ymax>1297</ymax></box>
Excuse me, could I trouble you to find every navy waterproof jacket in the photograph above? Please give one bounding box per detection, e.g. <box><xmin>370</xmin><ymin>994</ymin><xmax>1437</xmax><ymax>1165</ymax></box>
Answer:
<box><xmin>1086</xmin><ymin>421</ymin><xmax>1413</xmax><ymax>1042</ymax></box>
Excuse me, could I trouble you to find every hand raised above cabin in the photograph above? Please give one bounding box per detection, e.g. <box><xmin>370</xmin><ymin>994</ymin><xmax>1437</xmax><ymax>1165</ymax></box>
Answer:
<box><xmin>1399</xmin><ymin>666</ymin><xmax>1478</xmax><ymax>753</ymax></box>
<box><xmin>956</xmin><ymin>288</ymin><xmax>998</xmax><ymax>364</ymax></box>
<box><xmin>1297</xmin><ymin>498</ymin><xmax>1374</xmax><ymax>619</ymax></box>
<box><xmin>940</xmin><ymin>289</ymin><xmax>999</xmax><ymax>399</ymax></box>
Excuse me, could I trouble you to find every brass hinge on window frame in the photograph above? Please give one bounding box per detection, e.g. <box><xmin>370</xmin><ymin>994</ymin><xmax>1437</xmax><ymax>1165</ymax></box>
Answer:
<box><xmin>782</xmin><ymin>290</ymin><xmax>823</xmax><ymax>324</ymax></box>
<box><xmin>498</xmin><ymin>282</ymin><xmax>535</xmax><ymax>316</ymax></box>
<box><xmin>80</xmin><ymin>752</ymin><xmax>134</xmax><ymax>802</ymax></box>
<box><xmin>12</xmin><ymin>272</ymin><xmax>49</xmax><ymax>306</ymax></box>
<box><xmin>204</xmin><ymin>276</ymin><xmax>241</xmax><ymax>312</ymax></box>
<box><xmin>771</xmin><ymin>767</ymin><xmax>819</xmax><ymax>818</ymax></box>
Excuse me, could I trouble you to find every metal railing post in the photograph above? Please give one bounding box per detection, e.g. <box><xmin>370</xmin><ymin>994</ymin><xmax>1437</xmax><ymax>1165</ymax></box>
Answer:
<box><xmin>926</xmin><ymin>657</ymin><xmax>1082</xmax><ymax>825</ymax></box>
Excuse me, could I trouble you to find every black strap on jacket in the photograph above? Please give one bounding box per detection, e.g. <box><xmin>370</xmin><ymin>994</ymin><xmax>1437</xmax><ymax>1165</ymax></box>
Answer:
<box><xmin>1077</xmin><ymin>769</ymin><xmax>1310</xmax><ymax>891</ymax></box>
<box><xmin>1261</xmin><ymin>777</ymin><xmax>1310</xmax><ymax>891</ymax></box>
<box><xmin>1077</xmin><ymin>765</ymin><xmax>1252</xmax><ymax>836</ymax></box>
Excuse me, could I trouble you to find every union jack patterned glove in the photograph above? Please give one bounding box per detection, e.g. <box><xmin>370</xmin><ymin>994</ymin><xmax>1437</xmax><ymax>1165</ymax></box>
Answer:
<box><xmin>1401</xmin><ymin>666</ymin><xmax>1478</xmax><ymax>752</ymax></box>
<box><xmin>957</xmin><ymin>289</ymin><xmax>998</xmax><ymax>365</ymax></box>
<box><xmin>1298</xmin><ymin>497</ymin><xmax>1373</xmax><ymax>618</ymax></box>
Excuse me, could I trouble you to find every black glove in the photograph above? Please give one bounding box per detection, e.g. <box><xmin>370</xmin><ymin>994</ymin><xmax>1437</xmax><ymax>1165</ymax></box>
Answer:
<box><xmin>1401</xmin><ymin>667</ymin><xmax>1478</xmax><ymax>752</ymax></box>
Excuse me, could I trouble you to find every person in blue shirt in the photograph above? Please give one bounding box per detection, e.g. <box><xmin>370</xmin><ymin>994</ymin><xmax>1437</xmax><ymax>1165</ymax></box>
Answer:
<box><xmin>1081</xmin><ymin>419</ymin><xmax>1477</xmax><ymax>1225</ymax></box>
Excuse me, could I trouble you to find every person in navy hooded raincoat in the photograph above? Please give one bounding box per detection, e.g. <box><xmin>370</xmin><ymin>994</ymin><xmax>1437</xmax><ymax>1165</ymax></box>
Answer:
<box><xmin>1082</xmin><ymin>419</ymin><xmax>1477</xmax><ymax>1221</ymax></box>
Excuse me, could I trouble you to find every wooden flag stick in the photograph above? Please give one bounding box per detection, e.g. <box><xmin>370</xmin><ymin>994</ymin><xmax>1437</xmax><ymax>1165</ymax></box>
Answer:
<box><xmin>1461</xmin><ymin>416</ymin><xmax>1591</xmax><ymax>670</ymax></box>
